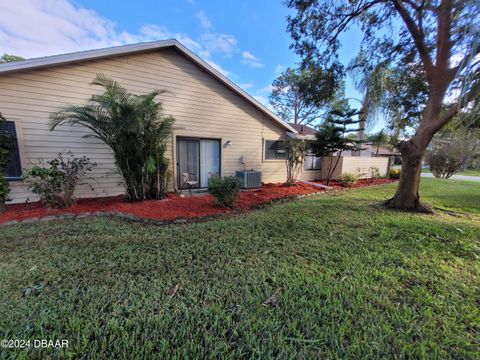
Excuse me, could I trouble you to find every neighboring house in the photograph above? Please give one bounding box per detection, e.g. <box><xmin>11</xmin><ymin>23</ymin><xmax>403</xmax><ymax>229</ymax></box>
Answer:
<box><xmin>0</xmin><ymin>40</ymin><xmax>389</xmax><ymax>204</ymax></box>
<box><xmin>287</xmin><ymin>123</ymin><xmax>391</xmax><ymax>178</ymax></box>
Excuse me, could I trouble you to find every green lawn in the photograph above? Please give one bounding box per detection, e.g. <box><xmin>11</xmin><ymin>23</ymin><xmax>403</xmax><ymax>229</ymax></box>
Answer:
<box><xmin>1</xmin><ymin>178</ymin><xmax>479</xmax><ymax>359</ymax></box>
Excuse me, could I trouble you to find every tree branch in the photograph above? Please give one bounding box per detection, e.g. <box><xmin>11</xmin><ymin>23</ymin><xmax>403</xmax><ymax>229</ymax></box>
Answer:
<box><xmin>392</xmin><ymin>0</ymin><xmax>435</xmax><ymax>78</ymax></box>
<box><xmin>328</xmin><ymin>0</ymin><xmax>386</xmax><ymax>46</ymax></box>
<box><xmin>436</xmin><ymin>0</ymin><xmax>453</xmax><ymax>76</ymax></box>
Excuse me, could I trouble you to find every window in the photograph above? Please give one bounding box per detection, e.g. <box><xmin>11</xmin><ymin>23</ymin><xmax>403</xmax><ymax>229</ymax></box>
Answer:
<box><xmin>304</xmin><ymin>145</ymin><xmax>321</xmax><ymax>170</ymax></box>
<box><xmin>265</xmin><ymin>140</ymin><xmax>287</xmax><ymax>160</ymax></box>
<box><xmin>0</xmin><ymin>121</ymin><xmax>22</xmax><ymax>179</ymax></box>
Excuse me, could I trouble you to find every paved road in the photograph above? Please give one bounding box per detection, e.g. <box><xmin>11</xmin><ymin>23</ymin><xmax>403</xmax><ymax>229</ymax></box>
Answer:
<box><xmin>421</xmin><ymin>173</ymin><xmax>480</xmax><ymax>182</ymax></box>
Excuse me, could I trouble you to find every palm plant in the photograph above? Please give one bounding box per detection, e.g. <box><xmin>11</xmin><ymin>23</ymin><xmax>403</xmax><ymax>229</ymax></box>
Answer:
<box><xmin>50</xmin><ymin>74</ymin><xmax>174</xmax><ymax>201</ymax></box>
<box><xmin>347</xmin><ymin>52</ymin><xmax>393</xmax><ymax>140</ymax></box>
<box><xmin>368</xmin><ymin>129</ymin><xmax>389</xmax><ymax>157</ymax></box>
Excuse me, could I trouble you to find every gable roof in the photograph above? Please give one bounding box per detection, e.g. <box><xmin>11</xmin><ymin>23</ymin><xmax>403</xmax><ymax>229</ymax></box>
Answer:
<box><xmin>288</xmin><ymin>123</ymin><xmax>317</xmax><ymax>136</ymax></box>
<box><xmin>0</xmin><ymin>39</ymin><xmax>296</xmax><ymax>133</ymax></box>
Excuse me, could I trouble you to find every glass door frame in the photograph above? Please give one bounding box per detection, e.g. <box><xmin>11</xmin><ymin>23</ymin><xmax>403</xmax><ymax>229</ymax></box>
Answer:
<box><xmin>176</xmin><ymin>136</ymin><xmax>222</xmax><ymax>189</ymax></box>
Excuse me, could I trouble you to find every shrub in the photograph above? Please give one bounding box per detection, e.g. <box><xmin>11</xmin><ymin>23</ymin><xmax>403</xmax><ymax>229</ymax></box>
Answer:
<box><xmin>369</xmin><ymin>166</ymin><xmax>381</xmax><ymax>181</ymax></box>
<box><xmin>425</xmin><ymin>145</ymin><xmax>465</xmax><ymax>179</ymax></box>
<box><xmin>50</xmin><ymin>74</ymin><xmax>174</xmax><ymax>202</ymax></box>
<box><xmin>208</xmin><ymin>176</ymin><xmax>242</xmax><ymax>208</ymax></box>
<box><xmin>0</xmin><ymin>112</ymin><xmax>14</xmax><ymax>212</ymax></box>
<box><xmin>23</xmin><ymin>152</ymin><xmax>96</xmax><ymax>208</ymax></box>
<box><xmin>339</xmin><ymin>172</ymin><xmax>359</xmax><ymax>187</ymax></box>
<box><xmin>389</xmin><ymin>169</ymin><xmax>401</xmax><ymax>179</ymax></box>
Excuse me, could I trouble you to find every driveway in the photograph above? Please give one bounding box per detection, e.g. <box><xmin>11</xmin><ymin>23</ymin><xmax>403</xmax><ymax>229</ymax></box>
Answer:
<box><xmin>421</xmin><ymin>173</ymin><xmax>480</xmax><ymax>182</ymax></box>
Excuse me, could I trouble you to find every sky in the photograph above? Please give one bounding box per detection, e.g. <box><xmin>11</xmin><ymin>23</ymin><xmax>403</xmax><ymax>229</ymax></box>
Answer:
<box><xmin>0</xmin><ymin>0</ymin><xmax>364</xmax><ymax>120</ymax></box>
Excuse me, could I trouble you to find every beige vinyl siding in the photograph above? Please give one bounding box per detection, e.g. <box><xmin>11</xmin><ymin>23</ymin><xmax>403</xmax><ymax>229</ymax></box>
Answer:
<box><xmin>340</xmin><ymin>156</ymin><xmax>390</xmax><ymax>178</ymax></box>
<box><xmin>0</xmin><ymin>48</ymin><xmax>290</xmax><ymax>203</ymax></box>
<box><xmin>306</xmin><ymin>156</ymin><xmax>389</xmax><ymax>181</ymax></box>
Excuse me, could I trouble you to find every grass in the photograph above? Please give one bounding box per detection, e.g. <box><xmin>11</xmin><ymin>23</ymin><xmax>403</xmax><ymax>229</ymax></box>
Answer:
<box><xmin>0</xmin><ymin>178</ymin><xmax>479</xmax><ymax>359</ymax></box>
<box><xmin>422</xmin><ymin>168</ymin><xmax>480</xmax><ymax>177</ymax></box>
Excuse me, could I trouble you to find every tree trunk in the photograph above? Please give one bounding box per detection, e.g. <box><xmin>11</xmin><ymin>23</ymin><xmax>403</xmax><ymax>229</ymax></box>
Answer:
<box><xmin>384</xmin><ymin>140</ymin><xmax>433</xmax><ymax>213</ymax></box>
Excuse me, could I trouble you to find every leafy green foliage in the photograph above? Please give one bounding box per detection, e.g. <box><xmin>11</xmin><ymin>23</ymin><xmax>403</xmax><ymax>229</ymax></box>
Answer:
<box><xmin>23</xmin><ymin>152</ymin><xmax>96</xmax><ymax>208</ymax></box>
<box><xmin>0</xmin><ymin>54</ymin><xmax>24</xmax><ymax>63</ymax></box>
<box><xmin>313</xmin><ymin>106</ymin><xmax>364</xmax><ymax>184</ymax></box>
<box><xmin>0</xmin><ymin>112</ymin><xmax>14</xmax><ymax>212</ymax></box>
<box><xmin>286</xmin><ymin>0</ymin><xmax>480</xmax><ymax>210</ymax></box>
<box><xmin>339</xmin><ymin>172</ymin><xmax>358</xmax><ymax>187</ymax></box>
<box><xmin>50</xmin><ymin>74</ymin><xmax>174</xmax><ymax>201</ymax></box>
<box><xmin>284</xmin><ymin>139</ymin><xmax>305</xmax><ymax>184</ymax></box>
<box><xmin>269</xmin><ymin>67</ymin><xmax>339</xmax><ymax>125</ymax></box>
<box><xmin>208</xmin><ymin>176</ymin><xmax>242</xmax><ymax>208</ymax></box>
<box><xmin>368</xmin><ymin>166</ymin><xmax>381</xmax><ymax>181</ymax></box>
<box><xmin>0</xmin><ymin>179</ymin><xmax>479</xmax><ymax>358</ymax></box>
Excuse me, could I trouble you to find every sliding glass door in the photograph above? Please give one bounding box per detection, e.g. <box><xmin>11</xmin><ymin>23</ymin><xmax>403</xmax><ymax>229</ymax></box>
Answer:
<box><xmin>177</xmin><ymin>138</ymin><xmax>220</xmax><ymax>188</ymax></box>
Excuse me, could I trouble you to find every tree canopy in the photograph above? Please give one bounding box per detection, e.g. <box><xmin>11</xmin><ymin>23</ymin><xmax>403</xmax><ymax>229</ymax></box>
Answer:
<box><xmin>0</xmin><ymin>54</ymin><xmax>24</xmax><ymax>63</ymax></box>
<box><xmin>269</xmin><ymin>67</ymin><xmax>341</xmax><ymax>125</ymax></box>
<box><xmin>287</xmin><ymin>0</ymin><xmax>480</xmax><ymax>212</ymax></box>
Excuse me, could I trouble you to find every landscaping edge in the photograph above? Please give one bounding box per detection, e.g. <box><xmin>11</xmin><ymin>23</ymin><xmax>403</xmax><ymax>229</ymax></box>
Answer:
<box><xmin>0</xmin><ymin>181</ymin><xmax>397</xmax><ymax>227</ymax></box>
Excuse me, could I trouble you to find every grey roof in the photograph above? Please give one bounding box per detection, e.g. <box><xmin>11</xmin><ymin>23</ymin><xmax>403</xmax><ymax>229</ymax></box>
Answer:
<box><xmin>288</xmin><ymin>123</ymin><xmax>317</xmax><ymax>136</ymax></box>
<box><xmin>0</xmin><ymin>39</ymin><xmax>296</xmax><ymax>133</ymax></box>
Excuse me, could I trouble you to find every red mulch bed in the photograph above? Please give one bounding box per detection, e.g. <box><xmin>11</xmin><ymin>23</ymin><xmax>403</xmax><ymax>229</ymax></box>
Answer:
<box><xmin>0</xmin><ymin>180</ymin><xmax>397</xmax><ymax>225</ymax></box>
<box><xmin>0</xmin><ymin>183</ymin><xmax>323</xmax><ymax>224</ymax></box>
<box><xmin>313</xmin><ymin>178</ymin><xmax>398</xmax><ymax>189</ymax></box>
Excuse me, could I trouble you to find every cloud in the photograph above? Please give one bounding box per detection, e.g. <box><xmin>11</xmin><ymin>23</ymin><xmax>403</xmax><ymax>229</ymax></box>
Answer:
<box><xmin>201</xmin><ymin>33</ymin><xmax>238</xmax><ymax>57</ymax></box>
<box><xmin>195</xmin><ymin>11</ymin><xmax>212</xmax><ymax>29</ymax></box>
<box><xmin>241</xmin><ymin>50</ymin><xmax>264</xmax><ymax>68</ymax></box>
<box><xmin>0</xmin><ymin>0</ymin><xmax>234</xmax><ymax>77</ymax></box>
<box><xmin>274</xmin><ymin>64</ymin><xmax>285</xmax><ymax>74</ymax></box>
<box><xmin>240</xmin><ymin>82</ymin><xmax>254</xmax><ymax>89</ymax></box>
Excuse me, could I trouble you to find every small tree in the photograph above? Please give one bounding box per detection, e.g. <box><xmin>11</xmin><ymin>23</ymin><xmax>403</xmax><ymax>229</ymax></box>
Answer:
<box><xmin>313</xmin><ymin>107</ymin><xmax>364</xmax><ymax>185</ymax></box>
<box><xmin>0</xmin><ymin>112</ymin><xmax>14</xmax><ymax>212</ymax></box>
<box><xmin>51</xmin><ymin>74</ymin><xmax>174</xmax><ymax>201</ymax></box>
<box><xmin>285</xmin><ymin>139</ymin><xmax>305</xmax><ymax>185</ymax></box>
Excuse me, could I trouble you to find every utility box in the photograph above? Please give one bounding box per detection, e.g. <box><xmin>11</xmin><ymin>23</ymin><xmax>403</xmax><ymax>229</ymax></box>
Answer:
<box><xmin>235</xmin><ymin>170</ymin><xmax>262</xmax><ymax>189</ymax></box>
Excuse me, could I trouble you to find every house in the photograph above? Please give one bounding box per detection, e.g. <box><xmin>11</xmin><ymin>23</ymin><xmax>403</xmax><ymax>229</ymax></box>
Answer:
<box><xmin>0</xmin><ymin>40</ymin><xmax>389</xmax><ymax>204</ymax></box>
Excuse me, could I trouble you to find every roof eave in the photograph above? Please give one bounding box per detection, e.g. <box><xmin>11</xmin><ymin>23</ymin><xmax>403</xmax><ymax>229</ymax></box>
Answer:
<box><xmin>0</xmin><ymin>39</ymin><xmax>297</xmax><ymax>134</ymax></box>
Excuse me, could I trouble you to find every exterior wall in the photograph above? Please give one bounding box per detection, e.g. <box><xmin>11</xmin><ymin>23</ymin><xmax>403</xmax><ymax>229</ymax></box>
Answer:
<box><xmin>0</xmin><ymin>48</ymin><xmax>290</xmax><ymax>204</ymax></box>
<box><xmin>338</xmin><ymin>156</ymin><xmax>389</xmax><ymax>178</ymax></box>
<box><xmin>300</xmin><ymin>156</ymin><xmax>390</xmax><ymax>181</ymax></box>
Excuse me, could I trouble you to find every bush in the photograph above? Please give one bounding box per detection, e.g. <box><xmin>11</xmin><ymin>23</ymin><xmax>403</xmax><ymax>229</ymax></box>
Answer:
<box><xmin>369</xmin><ymin>166</ymin><xmax>381</xmax><ymax>181</ymax></box>
<box><xmin>23</xmin><ymin>152</ymin><xmax>96</xmax><ymax>208</ymax></box>
<box><xmin>339</xmin><ymin>172</ymin><xmax>359</xmax><ymax>187</ymax></box>
<box><xmin>208</xmin><ymin>176</ymin><xmax>242</xmax><ymax>208</ymax></box>
<box><xmin>389</xmin><ymin>169</ymin><xmax>401</xmax><ymax>179</ymax></box>
<box><xmin>425</xmin><ymin>146</ymin><xmax>464</xmax><ymax>179</ymax></box>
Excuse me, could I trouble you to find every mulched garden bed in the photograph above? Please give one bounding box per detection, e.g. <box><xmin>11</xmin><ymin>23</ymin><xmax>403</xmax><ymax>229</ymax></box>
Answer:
<box><xmin>0</xmin><ymin>180</ymin><xmax>397</xmax><ymax>226</ymax></box>
<box><xmin>312</xmin><ymin>178</ymin><xmax>398</xmax><ymax>189</ymax></box>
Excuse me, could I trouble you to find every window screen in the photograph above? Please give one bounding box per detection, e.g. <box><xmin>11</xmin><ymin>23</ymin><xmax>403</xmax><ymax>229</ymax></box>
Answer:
<box><xmin>265</xmin><ymin>140</ymin><xmax>287</xmax><ymax>160</ymax></box>
<box><xmin>0</xmin><ymin>121</ymin><xmax>22</xmax><ymax>179</ymax></box>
